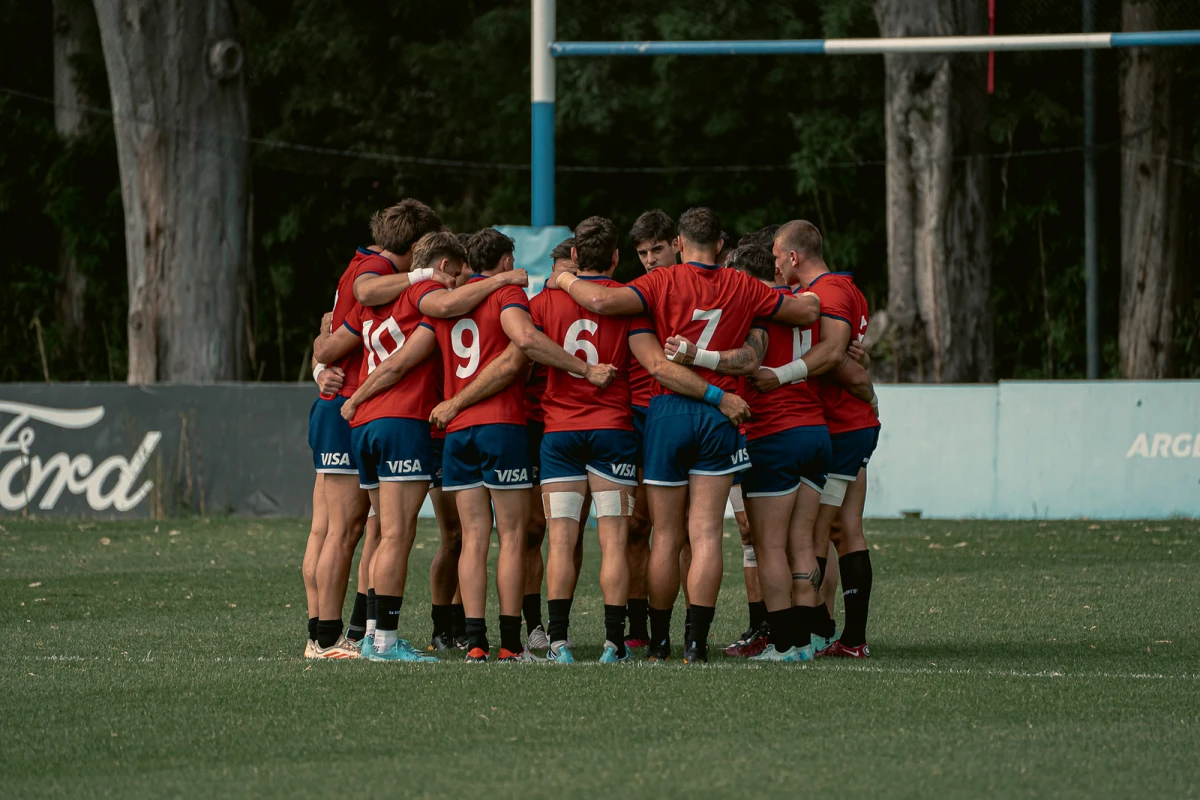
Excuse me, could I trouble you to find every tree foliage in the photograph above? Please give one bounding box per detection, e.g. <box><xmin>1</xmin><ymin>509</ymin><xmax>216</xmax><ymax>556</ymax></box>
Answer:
<box><xmin>1</xmin><ymin>0</ymin><xmax>1197</xmax><ymax>383</ymax></box>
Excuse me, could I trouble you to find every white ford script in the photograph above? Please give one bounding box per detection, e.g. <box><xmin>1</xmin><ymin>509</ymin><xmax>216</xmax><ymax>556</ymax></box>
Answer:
<box><xmin>0</xmin><ymin>401</ymin><xmax>161</xmax><ymax>512</ymax></box>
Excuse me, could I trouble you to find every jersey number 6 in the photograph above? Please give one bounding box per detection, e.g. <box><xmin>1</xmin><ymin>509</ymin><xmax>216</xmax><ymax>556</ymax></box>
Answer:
<box><xmin>563</xmin><ymin>318</ymin><xmax>598</xmax><ymax>378</ymax></box>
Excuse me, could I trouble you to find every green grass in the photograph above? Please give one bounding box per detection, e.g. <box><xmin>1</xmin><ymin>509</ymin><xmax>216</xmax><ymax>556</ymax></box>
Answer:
<box><xmin>1</xmin><ymin>516</ymin><xmax>1198</xmax><ymax>798</ymax></box>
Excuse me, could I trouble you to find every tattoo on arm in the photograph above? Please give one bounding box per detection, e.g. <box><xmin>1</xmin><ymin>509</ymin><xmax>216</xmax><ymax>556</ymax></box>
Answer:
<box><xmin>718</xmin><ymin>328</ymin><xmax>766</xmax><ymax>375</ymax></box>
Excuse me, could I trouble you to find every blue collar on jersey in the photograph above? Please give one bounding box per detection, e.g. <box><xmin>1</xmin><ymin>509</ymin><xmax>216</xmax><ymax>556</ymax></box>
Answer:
<box><xmin>806</xmin><ymin>271</ymin><xmax>853</xmax><ymax>288</ymax></box>
<box><xmin>577</xmin><ymin>274</ymin><xmax>612</xmax><ymax>281</ymax></box>
<box><xmin>684</xmin><ymin>261</ymin><xmax>720</xmax><ymax>271</ymax></box>
<box><xmin>356</xmin><ymin>247</ymin><xmax>397</xmax><ymax>273</ymax></box>
<box><xmin>772</xmin><ymin>284</ymin><xmax>791</xmax><ymax>293</ymax></box>
<box><xmin>468</xmin><ymin>274</ymin><xmax>491</xmax><ymax>282</ymax></box>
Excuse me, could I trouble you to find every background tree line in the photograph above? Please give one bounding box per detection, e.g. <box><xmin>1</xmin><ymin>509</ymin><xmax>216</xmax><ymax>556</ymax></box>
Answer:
<box><xmin>1</xmin><ymin>0</ymin><xmax>1196</xmax><ymax>384</ymax></box>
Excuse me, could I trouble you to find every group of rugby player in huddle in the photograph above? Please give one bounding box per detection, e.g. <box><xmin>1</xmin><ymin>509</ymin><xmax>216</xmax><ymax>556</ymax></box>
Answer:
<box><xmin>302</xmin><ymin>199</ymin><xmax>880</xmax><ymax>665</ymax></box>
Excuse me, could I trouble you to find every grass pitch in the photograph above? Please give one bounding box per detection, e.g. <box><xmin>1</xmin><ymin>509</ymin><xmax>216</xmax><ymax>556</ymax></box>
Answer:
<box><xmin>1</xmin><ymin>516</ymin><xmax>1197</xmax><ymax>798</ymax></box>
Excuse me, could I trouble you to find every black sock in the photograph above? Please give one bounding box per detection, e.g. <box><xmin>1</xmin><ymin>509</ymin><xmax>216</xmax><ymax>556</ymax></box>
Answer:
<box><xmin>766</xmin><ymin>608</ymin><xmax>793</xmax><ymax>650</ymax></box>
<box><xmin>626</xmin><ymin>598</ymin><xmax>649</xmax><ymax>639</ymax></box>
<box><xmin>523</xmin><ymin>593</ymin><xmax>543</xmax><ymax>633</ymax></box>
<box><xmin>316</xmin><ymin>619</ymin><xmax>342</xmax><ymax>649</ymax></box>
<box><xmin>649</xmin><ymin>606</ymin><xmax>672</xmax><ymax>645</ymax></box>
<box><xmin>367</xmin><ymin>588</ymin><xmax>377</xmax><ymax>626</ymax></box>
<box><xmin>839</xmin><ymin>550</ymin><xmax>873</xmax><ymax>647</ymax></box>
<box><xmin>604</xmin><ymin>605</ymin><xmax>627</xmax><ymax>657</ymax></box>
<box><xmin>794</xmin><ymin>605</ymin><xmax>815</xmax><ymax>648</ymax></box>
<box><xmin>466</xmin><ymin>617</ymin><xmax>488</xmax><ymax>652</ymax></box>
<box><xmin>547</xmin><ymin>598</ymin><xmax>572</xmax><ymax>644</ymax></box>
<box><xmin>499</xmin><ymin>614</ymin><xmax>522</xmax><ymax>653</ymax></box>
<box><xmin>347</xmin><ymin>592</ymin><xmax>368</xmax><ymax>639</ymax></box>
<box><xmin>812</xmin><ymin>602</ymin><xmax>837</xmax><ymax>639</ymax></box>
<box><xmin>749</xmin><ymin>600</ymin><xmax>767</xmax><ymax>630</ymax></box>
<box><xmin>688</xmin><ymin>605</ymin><xmax>715</xmax><ymax>650</ymax></box>
<box><xmin>451</xmin><ymin>604</ymin><xmax>466</xmax><ymax>638</ymax></box>
<box><xmin>307</xmin><ymin>616</ymin><xmax>318</xmax><ymax>641</ymax></box>
<box><xmin>375</xmin><ymin>594</ymin><xmax>403</xmax><ymax>633</ymax></box>
<box><xmin>431</xmin><ymin>604</ymin><xmax>452</xmax><ymax>637</ymax></box>
<box><xmin>816</xmin><ymin>556</ymin><xmax>828</xmax><ymax>588</ymax></box>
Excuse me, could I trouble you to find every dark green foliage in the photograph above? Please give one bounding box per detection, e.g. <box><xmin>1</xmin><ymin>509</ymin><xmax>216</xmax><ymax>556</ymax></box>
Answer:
<box><xmin>1</xmin><ymin>0</ymin><xmax>1197</xmax><ymax>381</ymax></box>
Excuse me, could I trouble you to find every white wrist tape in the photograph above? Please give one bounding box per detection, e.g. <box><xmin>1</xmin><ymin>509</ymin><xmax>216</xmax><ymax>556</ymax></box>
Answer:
<box><xmin>313</xmin><ymin>363</ymin><xmax>327</xmax><ymax>384</ymax></box>
<box><xmin>767</xmin><ymin>358</ymin><xmax>808</xmax><ymax>385</ymax></box>
<box><xmin>543</xmin><ymin>491</ymin><xmax>585</xmax><ymax>521</ymax></box>
<box><xmin>409</xmin><ymin>267</ymin><xmax>433</xmax><ymax>284</ymax></box>
<box><xmin>693</xmin><ymin>348</ymin><xmax>720</xmax><ymax>370</ymax></box>
<box><xmin>667</xmin><ymin>340</ymin><xmax>688</xmax><ymax>363</ymax></box>
<box><xmin>555</xmin><ymin>272</ymin><xmax>578</xmax><ymax>291</ymax></box>
<box><xmin>742</xmin><ymin>544</ymin><xmax>757</xmax><ymax>568</ymax></box>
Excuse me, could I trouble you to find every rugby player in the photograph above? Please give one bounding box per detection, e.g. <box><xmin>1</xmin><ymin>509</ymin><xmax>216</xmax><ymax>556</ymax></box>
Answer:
<box><xmin>768</xmin><ymin>221</ymin><xmax>880</xmax><ymax>658</ymax></box>
<box><xmin>306</xmin><ymin>200</ymin><xmax>446</xmax><ymax>658</ymax></box>
<box><xmin>528</xmin><ymin>217</ymin><xmax>647</xmax><ymax>663</ymax></box>
<box><xmin>555</xmin><ymin>207</ymin><xmax>821</xmax><ymax>663</ymax></box>
<box><xmin>623</xmin><ymin>210</ymin><xmax>676</xmax><ymax>648</ymax></box>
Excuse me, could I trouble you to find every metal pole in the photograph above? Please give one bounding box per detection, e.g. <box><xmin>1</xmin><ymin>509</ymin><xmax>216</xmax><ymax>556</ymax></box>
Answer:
<box><xmin>531</xmin><ymin>0</ymin><xmax>555</xmax><ymax>227</ymax></box>
<box><xmin>1083</xmin><ymin>0</ymin><xmax>1099</xmax><ymax>378</ymax></box>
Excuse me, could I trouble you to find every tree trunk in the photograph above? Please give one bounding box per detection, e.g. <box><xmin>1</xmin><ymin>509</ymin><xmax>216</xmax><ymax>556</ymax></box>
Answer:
<box><xmin>52</xmin><ymin>0</ymin><xmax>93</xmax><ymax>365</ymax></box>
<box><xmin>875</xmin><ymin>0</ymin><xmax>993</xmax><ymax>383</ymax></box>
<box><xmin>1118</xmin><ymin>0</ymin><xmax>1185</xmax><ymax>379</ymax></box>
<box><xmin>92</xmin><ymin>0</ymin><xmax>250</xmax><ymax>382</ymax></box>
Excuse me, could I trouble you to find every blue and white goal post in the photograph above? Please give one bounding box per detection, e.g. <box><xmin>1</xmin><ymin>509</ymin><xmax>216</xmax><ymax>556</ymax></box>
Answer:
<box><xmin>529</xmin><ymin>0</ymin><xmax>1200</xmax><ymax>226</ymax></box>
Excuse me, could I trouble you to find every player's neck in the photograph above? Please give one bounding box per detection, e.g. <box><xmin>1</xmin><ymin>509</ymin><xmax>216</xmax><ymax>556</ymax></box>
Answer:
<box><xmin>377</xmin><ymin>249</ymin><xmax>410</xmax><ymax>271</ymax></box>
<box><xmin>680</xmin><ymin>247</ymin><xmax>719</xmax><ymax>266</ymax></box>
<box><xmin>797</xmin><ymin>259</ymin><xmax>830</xmax><ymax>286</ymax></box>
<box><xmin>578</xmin><ymin>269</ymin><xmax>612</xmax><ymax>278</ymax></box>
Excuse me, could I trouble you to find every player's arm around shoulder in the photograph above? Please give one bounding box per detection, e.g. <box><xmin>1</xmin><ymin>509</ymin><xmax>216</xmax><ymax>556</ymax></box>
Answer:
<box><xmin>419</xmin><ymin>270</ymin><xmax>528</xmax><ymax>319</ymax></box>
<box><xmin>555</xmin><ymin>271</ymin><xmax>645</xmax><ymax>316</ymax></box>
<box><xmin>774</xmin><ymin>290</ymin><xmax>820</xmax><ymax>327</ymax></box>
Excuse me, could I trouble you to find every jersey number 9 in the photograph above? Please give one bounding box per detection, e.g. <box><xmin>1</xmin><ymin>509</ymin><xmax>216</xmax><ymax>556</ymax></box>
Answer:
<box><xmin>452</xmin><ymin>319</ymin><xmax>480</xmax><ymax>378</ymax></box>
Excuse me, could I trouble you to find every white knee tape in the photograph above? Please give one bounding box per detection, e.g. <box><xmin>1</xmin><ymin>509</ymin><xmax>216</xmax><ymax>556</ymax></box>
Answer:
<box><xmin>742</xmin><ymin>544</ymin><xmax>757</xmax><ymax>568</ymax></box>
<box><xmin>543</xmin><ymin>491</ymin><xmax>585</xmax><ymax>521</ymax></box>
<box><xmin>820</xmin><ymin>477</ymin><xmax>849</xmax><ymax>508</ymax></box>
<box><xmin>593</xmin><ymin>490</ymin><xmax>635</xmax><ymax>518</ymax></box>
<box><xmin>728</xmin><ymin>485</ymin><xmax>745</xmax><ymax>514</ymax></box>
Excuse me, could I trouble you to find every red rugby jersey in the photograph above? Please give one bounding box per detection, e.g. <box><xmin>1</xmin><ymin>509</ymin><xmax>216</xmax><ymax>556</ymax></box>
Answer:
<box><xmin>329</xmin><ymin>247</ymin><xmax>397</xmax><ymax>398</ymax></box>
<box><xmin>530</xmin><ymin>276</ymin><xmax>648</xmax><ymax>433</ymax></box>
<box><xmin>628</xmin><ymin>356</ymin><xmax>656</xmax><ymax>408</ymax></box>
<box><xmin>343</xmin><ymin>282</ymin><xmax>440</xmax><ymax>428</ymax></box>
<box><xmin>803</xmin><ymin>272</ymin><xmax>879</xmax><ymax>434</ymax></box>
<box><xmin>429</xmin><ymin>277</ymin><xmax>529</xmax><ymax>433</ymax></box>
<box><xmin>628</xmin><ymin>262</ymin><xmax>784</xmax><ymax>395</ymax></box>
<box><xmin>746</xmin><ymin>286</ymin><xmax>826</xmax><ymax>440</ymax></box>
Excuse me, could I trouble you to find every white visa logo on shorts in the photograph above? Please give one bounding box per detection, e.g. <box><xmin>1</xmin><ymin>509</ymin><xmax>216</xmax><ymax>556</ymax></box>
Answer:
<box><xmin>730</xmin><ymin>447</ymin><xmax>749</xmax><ymax>465</ymax></box>
<box><xmin>1126</xmin><ymin>433</ymin><xmax>1200</xmax><ymax>459</ymax></box>
<box><xmin>0</xmin><ymin>401</ymin><xmax>161</xmax><ymax>512</ymax></box>
<box><xmin>320</xmin><ymin>453</ymin><xmax>351</xmax><ymax>466</ymax></box>
<box><xmin>610</xmin><ymin>463</ymin><xmax>636</xmax><ymax>478</ymax></box>
<box><xmin>494</xmin><ymin>468</ymin><xmax>528</xmax><ymax>483</ymax></box>
<box><xmin>386</xmin><ymin>459</ymin><xmax>422</xmax><ymax>473</ymax></box>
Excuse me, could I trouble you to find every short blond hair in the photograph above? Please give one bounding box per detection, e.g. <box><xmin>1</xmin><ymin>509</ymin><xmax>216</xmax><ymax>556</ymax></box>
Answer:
<box><xmin>412</xmin><ymin>231</ymin><xmax>467</xmax><ymax>271</ymax></box>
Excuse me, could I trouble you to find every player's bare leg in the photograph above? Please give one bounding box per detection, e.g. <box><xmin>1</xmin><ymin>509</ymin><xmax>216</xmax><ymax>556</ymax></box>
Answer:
<box><xmin>682</xmin><ymin>473</ymin><xmax>735</xmax><ymax>663</ymax></box>
<box><xmin>589</xmin><ymin>475</ymin><xmax>633</xmax><ymax>662</ymax></box>
<box><xmin>823</xmin><ymin>469</ymin><xmax>872</xmax><ymax>657</ymax></box>
<box><xmin>725</xmin><ymin>486</ymin><xmax>769</xmax><ymax>656</ymax></box>
<box><xmin>810</xmin><ymin>493</ymin><xmax>843</xmax><ymax>647</ymax></box>
<box><xmin>491</xmin><ymin>487</ymin><xmax>531</xmax><ymax>659</ymax></box>
<box><xmin>455</xmin><ymin>486</ymin><xmax>495</xmax><ymax>658</ymax></box>
<box><xmin>645</xmin><ymin>485</ymin><xmax>687</xmax><ymax>660</ymax></box>
<box><xmin>786</xmin><ymin>486</ymin><xmax>823</xmax><ymax>652</ymax></box>
<box><xmin>743</xmin><ymin>491</ymin><xmax>799</xmax><ymax>657</ymax></box>
<box><xmin>347</xmin><ymin>503</ymin><xmax>379</xmax><ymax>643</ymax></box>
<box><xmin>365</xmin><ymin>480</ymin><xmax>436</xmax><ymax>661</ymax></box>
<box><xmin>302</xmin><ymin>474</ymin><xmax>328</xmax><ymax>655</ymax></box>
<box><xmin>542</xmin><ymin>479</ymin><xmax>586</xmax><ymax>661</ymax></box>
<box><xmin>429</xmin><ymin>486</ymin><xmax>462</xmax><ymax>650</ymax></box>
<box><xmin>821</xmin><ymin>541</ymin><xmax>840</xmax><ymax>615</ymax></box>
<box><xmin>314</xmin><ymin>474</ymin><xmax>369</xmax><ymax>652</ymax></box>
<box><xmin>624</xmin><ymin>477</ymin><xmax>652</xmax><ymax>648</ymax></box>
<box><xmin>522</xmin><ymin>499</ymin><xmax>548</xmax><ymax>648</ymax></box>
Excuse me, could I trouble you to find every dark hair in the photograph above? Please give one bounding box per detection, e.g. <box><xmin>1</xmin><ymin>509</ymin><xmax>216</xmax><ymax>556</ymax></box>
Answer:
<box><xmin>629</xmin><ymin>209</ymin><xmax>675</xmax><ymax>247</ymax></box>
<box><xmin>775</xmin><ymin>220</ymin><xmax>823</xmax><ymax>261</ymax></box>
<box><xmin>574</xmin><ymin>216</ymin><xmax>619</xmax><ymax>273</ymax></box>
<box><xmin>726</xmin><ymin>246</ymin><xmax>775</xmax><ymax>282</ymax></box>
<box><xmin>369</xmin><ymin>198</ymin><xmax>444</xmax><ymax>255</ymax></box>
<box><xmin>412</xmin><ymin>231</ymin><xmax>467</xmax><ymax>271</ymax></box>
<box><xmin>677</xmin><ymin>207</ymin><xmax>722</xmax><ymax>248</ymax></box>
<box><xmin>738</xmin><ymin>225</ymin><xmax>780</xmax><ymax>250</ymax></box>
<box><xmin>466</xmin><ymin>228</ymin><xmax>515</xmax><ymax>273</ymax></box>
<box><xmin>549</xmin><ymin>237</ymin><xmax>575</xmax><ymax>263</ymax></box>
